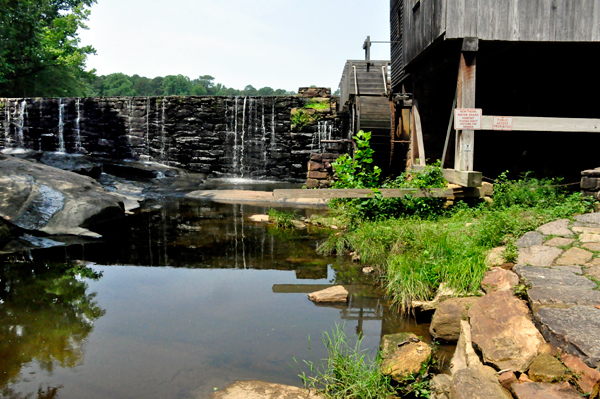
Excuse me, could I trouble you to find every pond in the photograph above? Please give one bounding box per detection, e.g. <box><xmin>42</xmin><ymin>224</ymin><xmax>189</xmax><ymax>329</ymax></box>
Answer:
<box><xmin>0</xmin><ymin>193</ymin><xmax>441</xmax><ymax>399</ymax></box>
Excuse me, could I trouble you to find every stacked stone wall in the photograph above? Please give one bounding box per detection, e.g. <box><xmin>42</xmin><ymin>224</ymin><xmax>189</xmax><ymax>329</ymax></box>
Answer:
<box><xmin>0</xmin><ymin>95</ymin><xmax>342</xmax><ymax>181</ymax></box>
<box><xmin>581</xmin><ymin>167</ymin><xmax>600</xmax><ymax>200</ymax></box>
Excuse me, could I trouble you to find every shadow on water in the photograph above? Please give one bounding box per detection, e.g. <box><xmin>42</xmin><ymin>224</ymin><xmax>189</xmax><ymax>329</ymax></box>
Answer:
<box><xmin>0</xmin><ymin>199</ymin><xmax>452</xmax><ymax>399</ymax></box>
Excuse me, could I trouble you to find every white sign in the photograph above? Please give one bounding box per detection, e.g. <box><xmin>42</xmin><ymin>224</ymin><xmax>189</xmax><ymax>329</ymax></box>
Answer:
<box><xmin>492</xmin><ymin>116</ymin><xmax>513</xmax><ymax>131</ymax></box>
<box><xmin>454</xmin><ymin>108</ymin><xmax>482</xmax><ymax>130</ymax></box>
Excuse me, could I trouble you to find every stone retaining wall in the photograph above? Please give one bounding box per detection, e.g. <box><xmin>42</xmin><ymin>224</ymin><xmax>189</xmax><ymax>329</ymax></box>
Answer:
<box><xmin>581</xmin><ymin>167</ymin><xmax>600</xmax><ymax>200</ymax></box>
<box><xmin>306</xmin><ymin>153</ymin><xmax>340</xmax><ymax>188</ymax></box>
<box><xmin>0</xmin><ymin>95</ymin><xmax>341</xmax><ymax>181</ymax></box>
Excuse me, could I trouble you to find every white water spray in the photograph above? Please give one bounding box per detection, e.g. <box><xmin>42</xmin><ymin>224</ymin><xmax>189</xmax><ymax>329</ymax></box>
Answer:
<box><xmin>17</xmin><ymin>100</ymin><xmax>26</xmax><ymax>148</ymax></box>
<box><xmin>74</xmin><ymin>98</ymin><xmax>83</xmax><ymax>153</ymax></box>
<box><xmin>57</xmin><ymin>100</ymin><xmax>65</xmax><ymax>153</ymax></box>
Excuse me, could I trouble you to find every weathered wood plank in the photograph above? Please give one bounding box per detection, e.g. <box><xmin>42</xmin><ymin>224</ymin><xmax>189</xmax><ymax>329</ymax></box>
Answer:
<box><xmin>454</xmin><ymin>51</ymin><xmax>477</xmax><ymax>172</ymax></box>
<box><xmin>273</xmin><ymin>188</ymin><xmax>455</xmax><ymax>199</ymax></box>
<box><xmin>411</xmin><ymin>165</ymin><xmax>483</xmax><ymax>187</ymax></box>
<box><xmin>593</xmin><ymin>0</ymin><xmax>600</xmax><ymax>41</ymax></box>
<box><xmin>413</xmin><ymin>104</ymin><xmax>426</xmax><ymax>166</ymax></box>
<box><xmin>480</xmin><ymin>116</ymin><xmax>600</xmax><ymax>132</ymax></box>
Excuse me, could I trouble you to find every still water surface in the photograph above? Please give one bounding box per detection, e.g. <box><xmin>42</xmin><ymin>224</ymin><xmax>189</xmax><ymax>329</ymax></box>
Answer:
<box><xmin>1</xmin><ymin>198</ymin><xmax>434</xmax><ymax>399</ymax></box>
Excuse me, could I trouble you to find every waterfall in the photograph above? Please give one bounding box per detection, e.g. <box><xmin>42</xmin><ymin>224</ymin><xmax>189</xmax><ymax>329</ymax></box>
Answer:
<box><xmin>261</xmin><ymin>98</ymin><xmax>267</xmax><ymax>166</ymax></box>
<box><xmin>240</xmin><ymin>97</ymin><xmax>247</xmax><ymax>177</ymax></box>
<box><xmin>127</xmin><ymin>99</ymin><xmax>133</xmax><ymax>147</ymax></box>
<box><xmin>146</xmin><ymin>97</ymin><xmax>150</xmax><ymax>156</ymax></box>
<box><xmin>17</xmin><ymin>100</ymin><xmax>26</xmax><ymax>148</ymax></box>
<box><xmin>270</xmin><ymin>100</ymin><xmax>276</xmax><ymax>151</ymax></box>
<box><xmin>233</xmin><ymin>97</ymin><xmax>239</xmax><ymax>172</ymax></box>
<box><xmin>160</xmin><ymin>98</ymin><xmax>167</xmax><ymax>164</ymax></box>
<box><xmin>57</xmin><ymin>99</ymin><xmax>65</xmax><ymax>153</ymax></box>
<box><xmin>74</xmin><ymin>98</ymin><xmax>83</xmax><ymax>153</ymax></box>
<box><xmin>4</xmin><ymin>100</ymin><xmax>12</xmax><ymax>149</ymax></box>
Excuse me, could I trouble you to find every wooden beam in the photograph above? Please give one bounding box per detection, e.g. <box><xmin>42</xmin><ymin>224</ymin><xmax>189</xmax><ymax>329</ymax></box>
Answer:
<box><xmin>410</xmin><ymin>165</ymin><xmax>483</xmax><ymax>187</ymax></box>
<box><xmin>273</xmin><ymin>188</ymin><xmax>455</xmax><ymax>199</ymax></box>
<box><xmin>480</xmin><ymin>116</ymin><xmax>600</xmax><ymax>133</ymax></box>
<box><xmin>413</xmin><ymin>103</ymin><xmax>426</xmax><ymax>166</ymax></box>
<box><xmin>454</xmin><ymin>49</ymin><xmax>477</xmax><ymax>171</ymax></box>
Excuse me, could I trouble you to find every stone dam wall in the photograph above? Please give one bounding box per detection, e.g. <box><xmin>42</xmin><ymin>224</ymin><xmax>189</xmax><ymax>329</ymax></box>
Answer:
<box><xmin>0</xmin><ymin>96</ymin><xmax>341</xmax><ymax>181</ymax></box>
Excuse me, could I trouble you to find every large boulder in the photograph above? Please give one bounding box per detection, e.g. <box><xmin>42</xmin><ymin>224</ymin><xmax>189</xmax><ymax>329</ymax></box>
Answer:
<box><xmin>0</xmin><ymin>155</ymin><xmax>124</xmax><ymax>237</ymax></box>
<box><xmin>468</xmin><ymin>291</ymin><xmax>544</xmax><ymax>372</ymax></box>
<box><xmin>481</xmin><ymin>267</ymin><xmax>519</xmax><ymax>294</ymax></box>
<box><xmin>380</xmin><ymin>332</ymin><xmax>432</xmax><ymax>382</ymax></box>
<box><xmin>516</xmin><ymin>245</ymin><xmax>563</xmax><ymax>266</ymax></box>
<box><xmin>451</xmin><ymin>366</ymin><xmax>513</xmax><ymax>399</ymax></box>
<box><xmin>430</xmin><ymin>297</ymin><xmax>479</xmax><ymax>341</ymax></box>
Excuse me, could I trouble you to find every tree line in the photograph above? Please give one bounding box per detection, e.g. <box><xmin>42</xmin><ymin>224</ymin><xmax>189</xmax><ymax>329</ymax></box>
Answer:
<box><xmin>91</xmin><ymin>73</ymin><xmax>296</xmax><ymax>97</ymax></box>
<box><xmin>1</xmin><ymin>1</ymin><xmax>295</xmax><ymax>98</ymax></box>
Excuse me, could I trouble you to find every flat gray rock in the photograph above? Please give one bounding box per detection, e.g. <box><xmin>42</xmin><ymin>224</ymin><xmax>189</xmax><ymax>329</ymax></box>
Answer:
<box><xmin>516</xmin><ymin>231</ymin><xmax>544</xmax><ymax>248</ymax></box>
<box><xmin>514</xmin><ymin>265</ymin><xmax>596</xmax><ymax>289</ymax></box>
<box><xmin>535</xmin><ymin>306</ymin><xmax>600</xmax><ymax>368</ymax></box>
<box><xmin>517</xmin><ymin>245</ymin><xmax>563</xmax><ymax>266</ymax></box>
<box><xmin>515</xmin><ymin>265</ymin><xmax>600</xmax><ymax>312</ymax></box>
<box><xmin>575</xmin><ymin>213</ymin><xmax>600</xmax><ymax>226</ymax></box>
<box><xmin>536</xmin><ymin>219</ymin><xmax>574</xmax><ymax>237</ymax></box>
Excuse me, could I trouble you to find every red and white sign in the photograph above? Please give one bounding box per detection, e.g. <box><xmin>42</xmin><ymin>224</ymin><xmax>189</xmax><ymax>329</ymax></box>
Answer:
<box><xmin>492</xmin><ymin>116</ymin><xmax>513</xmax><ymax>131</ymax></box>
<box><xmin>454</xmin><ymin>108</ymin><xmax>482</xmax><ymax>130</ymax></box>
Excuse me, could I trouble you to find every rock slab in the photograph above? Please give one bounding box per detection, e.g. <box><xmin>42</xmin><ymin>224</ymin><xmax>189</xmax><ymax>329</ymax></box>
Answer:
<box><xmin>0</xmin><ymin>155</ymin><xmax>124</xmax><ymax>236</ymax></box>
<box><xmin>481</xmin><ymin>267</ymin><xmax>519</xmax><ymax>293</ymax></box>
<box><xmin>516</xmin><ymin>245</ymin><xmax>563</xmax><ymax>266</ymax></box>
<box><xmin>555</xmin><ymin>247</ymin><xmax>593</xmax><ymax>266</ymax></box>
<box><xmin>512</xmin><ymin>382</ymin><xmax>581</xmax><ymax>399</ymax></box>
<box><xmin>561</xmin><ymin>353</ymin><xmax>600</xmax><ymax>394</ymax></box>
<box><xmin>535</xmin><ymin>306</ymin><xmax>600</xmax><ymax>368</ymax></box>
<box><xmin>516</xmin><ymin>231</ymin><xmax>544</xmax><ymax>248</ymax></box>
<box><xmin>468</xmin><ymin>291</ymin><xmax>544</xmax><ymax>372</ymax></box>
<box><xmin>536</xmin><ymin>219</ymin><xmax>574</xmax><ymax>237</ymax></box>
<box><xmin>307</xmin><ymin>286</ymin><xmax>348</xmax><ymax>303</ymax></box>
<box><xmin>451</xmin><ymin>366</ymin><xmax>513</xmax><ymax>399</ymax></box>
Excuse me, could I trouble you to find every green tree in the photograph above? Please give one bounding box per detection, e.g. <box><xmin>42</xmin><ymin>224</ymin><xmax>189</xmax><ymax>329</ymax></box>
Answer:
<box><xmin>243</xmin><ymin>84</ymin><xmax>258</xmax><ymax>96</ymax></box>
<box><xmin>102</xmin><ymin>73</ymin><xmax>136</xmax><ymax>96</ymax></box>
<box><xmin>0</xmin><ymin>0</ymin><xmax>97</xmax><ymax>97</ymax></box>
<box><xmin>162</xmin><ymin>74</ymin><xmax>191</xmax><ymax>96</ymax></box>
<box><xmin>258</xmin><ymin>86</ymin><xmax>275</xmax><ymax>96</ymax></box>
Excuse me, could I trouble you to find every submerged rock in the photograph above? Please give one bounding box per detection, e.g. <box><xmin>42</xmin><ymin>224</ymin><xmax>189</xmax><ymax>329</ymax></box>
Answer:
<box><xmin>211</xmin><ymin>380</ymin><xmax>323</xmax><ymax>399</ymax></box>
<box><xmin>0</xmin><ymin>155</ymin><xmax>124</xmax><ymax>237</ymax></box>
<box><xmin>307</xmin><ymin>285</ymin><xmax>348</xmax><ymax>303</ymax></box>
<box><xmin>380</xmin><ymin>332</ymin><xmax>432</xmax><ymax>382</ymax></box>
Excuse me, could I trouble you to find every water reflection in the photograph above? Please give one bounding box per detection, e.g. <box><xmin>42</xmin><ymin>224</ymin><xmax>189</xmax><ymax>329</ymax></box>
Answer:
<box><xmin>0</xmin><ymin>263</ymin><xmax>105</xmax><ymax>398</ymax></box>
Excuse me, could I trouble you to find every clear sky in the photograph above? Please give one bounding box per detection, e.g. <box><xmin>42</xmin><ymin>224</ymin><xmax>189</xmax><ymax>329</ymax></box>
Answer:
<box><xmin>78</xmin><ymin>0</ymin><xmax>390</xmax><ymax>92</ymax></box>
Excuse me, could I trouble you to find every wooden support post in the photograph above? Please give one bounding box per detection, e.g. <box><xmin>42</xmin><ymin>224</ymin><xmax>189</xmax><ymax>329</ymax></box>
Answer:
<box><xmin>413</xmin><ymin>102</ymin><xmax>426</xmax><ymax>166</ymax></box>
<box><xmin>454</xmin><ymin>38</ymin><xmax>478</xmax><ymax>172</ymax></box>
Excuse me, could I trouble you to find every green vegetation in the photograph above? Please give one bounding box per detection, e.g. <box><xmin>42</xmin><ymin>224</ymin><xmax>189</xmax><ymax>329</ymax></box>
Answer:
<box><xmin>0</xmin><ymin>0</ymin><xmax>97</xmax><ymax>97</ymax></box>
<box><xmin>320</xmin><ymin>131</ymin><xmax>597</xmax><ymax>310</ymax></box>
<box><xmin>268</xmin><ymin>208</ymin><xmax>298</xmax><ymax>229</ymax></box>
<box><xmin>291</xmin><ymin>98</ymin><xmax>331</xmax><ymax>130</ymax></box>
<box><xmin>296</xmin><ymin>324</ymin><xmax>396</xmax><ymax>399</ymax></box>
<box><xmin>92</xmin><ymin>73</ymin><xmax>296</xmax><ymax>97</ymax></box>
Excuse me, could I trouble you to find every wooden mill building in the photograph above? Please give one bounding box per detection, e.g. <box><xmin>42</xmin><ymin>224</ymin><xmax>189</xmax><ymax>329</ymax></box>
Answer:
<box><xmin>384</xmin><ymin>0</ymin><xmax>600</xmax><ymax>186</ymax></box>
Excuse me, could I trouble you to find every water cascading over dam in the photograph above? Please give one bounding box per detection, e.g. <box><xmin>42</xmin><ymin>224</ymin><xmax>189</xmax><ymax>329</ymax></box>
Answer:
<box><xmin>1</xmin><ymin>96</ymin><xmax>340</xmax><ymax>181</ymax></box>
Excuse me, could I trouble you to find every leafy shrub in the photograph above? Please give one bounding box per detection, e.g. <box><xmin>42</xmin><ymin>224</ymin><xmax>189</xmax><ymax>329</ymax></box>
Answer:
<box><xmin>268</xmin><ymin>208</ymin><xmax>297</xmax><ymax>228</ymax></box>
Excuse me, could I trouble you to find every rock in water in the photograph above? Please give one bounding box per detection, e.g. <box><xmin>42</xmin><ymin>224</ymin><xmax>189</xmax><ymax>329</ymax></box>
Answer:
<box><xmin>379</xmin><ymin>332</ymin><xmax>432</xmax><ymax>382</ymax></box>
<box><xmin>0</xmin><ymin>155</ymin><xmax>124</xmax><ymax>237</ymax></box>
<box><xmin>430</xmin><ymin>297</ymin><xmax>479</xmax><ymax>341</ymax></box>
<box><xmin>307</xmin><ymin>286</ymin><xmax>348</xmax><ymax>303</ymax></box>
<box><xmin>468</xmin><ymin>291</ymin><xmax>544</xmax><ymax>372</ymax></box>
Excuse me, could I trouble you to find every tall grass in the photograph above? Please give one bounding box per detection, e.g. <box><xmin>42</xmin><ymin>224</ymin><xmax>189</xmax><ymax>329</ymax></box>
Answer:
<box><xmin>319</xmin><ymin>174</ymin><xmax>597</xmax><ymax>310</ymax></box>
<box><xmin>296</xmin><ymin>324</ymin><xmax>395</xmax><ymax>399</ymax></box>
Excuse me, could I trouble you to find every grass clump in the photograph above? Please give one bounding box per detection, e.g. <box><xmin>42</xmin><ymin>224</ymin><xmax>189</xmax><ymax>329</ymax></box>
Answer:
<box><xmin>296</xmin><ymin>324</ymin><xmax>396</xmax><ymax>399</ymax></box>
<box><xmin>304</xmin><ymin>98</ymin><xmax>330</xmax><ymax>111</ymax></box>
<box><xmin>268</xmin><ymin>208</ymin><xmax>298</xmax><ymax>229</ymax></box>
